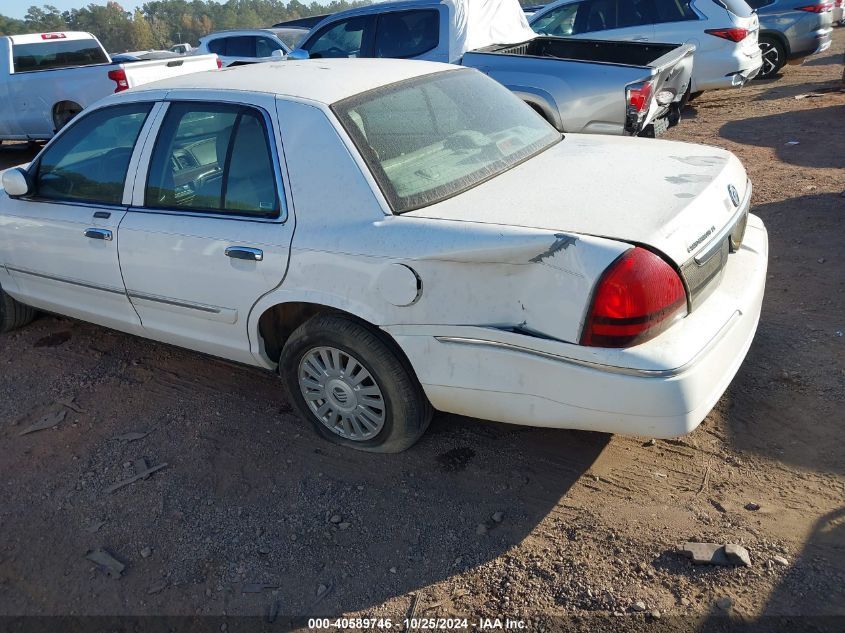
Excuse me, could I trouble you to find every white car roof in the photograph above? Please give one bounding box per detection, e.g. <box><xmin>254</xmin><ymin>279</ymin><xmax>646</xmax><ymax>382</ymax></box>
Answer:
<box><xmin>8</xmin><ymin>31</ymin><xmax>98</xmax><ymax>44</ymax></box>
<box><xmin>128</xmin><ymin>58</ymin><xmax>461</xmax><ymax>105</ymax></box>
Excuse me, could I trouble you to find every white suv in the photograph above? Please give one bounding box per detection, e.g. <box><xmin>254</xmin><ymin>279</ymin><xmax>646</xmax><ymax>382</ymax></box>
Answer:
<box><xmin>194</xmin><ymin>29</ymin><xmax>291</xmax><ymax>67</ymax></box>
<box><xmin>529</xmin><ymin>0</ymin><xmax>763</xmax><ymax>94</ymax></box>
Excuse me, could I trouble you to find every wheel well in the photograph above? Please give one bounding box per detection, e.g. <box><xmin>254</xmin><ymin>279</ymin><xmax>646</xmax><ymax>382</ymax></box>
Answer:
<box><xmin>257</xmin><ymin>302</ymin><xmax>423</xmax><ymax>389</ymax></box>
<box><xmin>759</xmin><ymin>30</ymin><xmax>790</xmax><ymax>57</ymax></box>
<box><xmin>52</xmin><ymin>100</ymin><xmax>82</xmax><ymax>128</ymax></box>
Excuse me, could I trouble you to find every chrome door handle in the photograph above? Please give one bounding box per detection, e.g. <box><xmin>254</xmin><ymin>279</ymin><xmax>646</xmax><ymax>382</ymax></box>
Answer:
<box><xmin>84</xmin><ymin>228</ymin><xmax>113</xmax><ymax>241</ymax></box>
<box><xmin>225</xmin><ymin>246</ymin><xmax>263</xmax><ymax>262</ymax></box>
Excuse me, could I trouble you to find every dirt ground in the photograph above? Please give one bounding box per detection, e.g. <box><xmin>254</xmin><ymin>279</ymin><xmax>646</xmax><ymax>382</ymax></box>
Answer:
<box><xmin>0</xmin><ymin>31</ymin><xmax>843</xmax><ymax>633</ymax></box>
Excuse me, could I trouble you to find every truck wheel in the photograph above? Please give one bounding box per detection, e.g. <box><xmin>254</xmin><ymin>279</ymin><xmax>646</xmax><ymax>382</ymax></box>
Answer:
<box><xmin>279</xmin><ymin>313</ymin><xmax>432</xmax><ymax>453</ymax></box>
<box><xmin>0</xmin><ymin>284</ymin><xmax>37</xmax><ymax>334</ymax></box>
<box><xmin>757</xmin><ymin>37</ymin><xmax>785</xmax><ymax>79</ymax></box>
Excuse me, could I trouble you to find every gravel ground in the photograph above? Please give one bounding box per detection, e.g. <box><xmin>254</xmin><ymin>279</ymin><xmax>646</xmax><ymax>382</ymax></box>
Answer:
<box><xmin>0</xmin><ymin>30</ymin><xmax>843</xmax><ymax>633</ymax></box>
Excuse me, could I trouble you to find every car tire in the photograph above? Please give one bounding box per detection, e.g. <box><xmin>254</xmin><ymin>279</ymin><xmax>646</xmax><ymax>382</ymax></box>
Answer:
<box><xmin>757</xmin><ymin>37</ymin><xmax>786</xmax><ymax>80</ymax></box>
<box><xmin>0</xmin><ymin>284</ymin><xmax>37</xmax><ymax>334</ymax></box>
<box><xmin>279</xmin><ymin>313</ymin><xmax>433</xmax><ymax>453</ymax></box>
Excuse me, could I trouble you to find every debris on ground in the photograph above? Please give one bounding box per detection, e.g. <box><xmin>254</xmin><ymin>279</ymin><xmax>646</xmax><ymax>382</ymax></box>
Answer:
<box><xmin>140</xmin><ymin>547</ymin><xmax>152</xmax><ymax>558</ymax></box>
<box><xmin>113</xmin><ymin>430</ymin><xmax>153</xmax><ymax>442</ymax></box>
<box><xmin>84</xmin><ymin>520</ymin><xmax>106</xmax><ymax>534</ymax></box>
<box><xmin>85</xmin><ymin>548</ymin><xmax>125</xmax><ymax>578</ymax></box>
<box><xmin>147</xmin><ymin>581</ymin><xmax>168</xmax><ymax>595</ymax></box>
<box><xmin>744</xmin><ymin>502</ymin><xmax>761</xmax><ymax>511</ymax></box>
<box><xmin>680</xmin><ymin>542</ymin><xmax>751</xmax><ymax>567</ymax></box>
<box><xmin>242</xmin><ymin>583</ymin><xmax>278</xmax><ymax>594</ymax></box>
<box><xmin>716</xmin><ymin>597</ymin><xmax>734</xmax><ymax>611</ymax></box>
<box><xmin>104</xmin><ymin>462</ymin><xmax>167</xmax><ymax>494</ymax></box>
<box><xmin>17</xmin><ymin>409</ymin><xmax>66</xmax><ymax>436</ymax></box>
<box><xmin>772</xmin><ymin>556</ymin><xmax>789</xmax><ymax>566</ymax></box>
<box><xmin>57</xmin><ymin>399</ymin><xmax>84</xmax><ymax>413</ymax></box>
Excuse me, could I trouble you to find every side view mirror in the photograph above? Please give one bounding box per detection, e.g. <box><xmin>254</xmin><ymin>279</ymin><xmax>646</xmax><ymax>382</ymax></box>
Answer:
<box><xmin>287</xmin><ymin>48</ymin><xmax>310</xmax><ymax>61</ymax></box>
<box><xmin>270</xmin><ymin>49</ymin><xmax>285</xmax><ymax>59</ymax></box>
<box><xmin>2</xmin><ymin>167</ymin><xmax>32</xmax><ymax>197</ymax></box>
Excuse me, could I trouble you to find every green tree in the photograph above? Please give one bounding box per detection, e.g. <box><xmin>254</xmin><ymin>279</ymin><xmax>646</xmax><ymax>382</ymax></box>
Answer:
<box><xmin>127</xmin><ymin>9</ymin><xmax>156</xmax><ymax>50</ymax></box>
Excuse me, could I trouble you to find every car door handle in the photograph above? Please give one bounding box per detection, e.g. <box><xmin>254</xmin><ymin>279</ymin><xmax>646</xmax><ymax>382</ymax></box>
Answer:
<box><xmin>84</xmin><ymin>228</ymin><xmax>113</xmax><ymax>241</ymax></box>
<box><xmin>225</xmin><ymin>246</ymin><xmax>263</xmax><ymax>262</ymax></box>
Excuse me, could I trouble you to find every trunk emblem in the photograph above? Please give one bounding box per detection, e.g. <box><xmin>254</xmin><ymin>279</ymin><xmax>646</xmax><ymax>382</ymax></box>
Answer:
<box><xmin>728</xmin><ymin>184</ymin><xmax>740</xmax><ymax>207</ymax></box>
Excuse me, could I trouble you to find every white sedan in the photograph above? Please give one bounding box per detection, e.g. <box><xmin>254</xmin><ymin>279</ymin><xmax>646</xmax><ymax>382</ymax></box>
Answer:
<box><xmin>0</xmin><ymin>60</ymin><xmax>767</xmax><ymax>452</ymax></box>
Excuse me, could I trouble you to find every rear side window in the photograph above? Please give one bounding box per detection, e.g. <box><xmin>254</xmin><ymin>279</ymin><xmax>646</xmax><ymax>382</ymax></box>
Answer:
<box><xmin>712</xmin><ymin>0</ymin><xmax>754</xmax><ymax>17</ymax></box>
<box><xmin>145</xmin><ymin>103</ymin><xmax>280</xmax><ymax>218</ymax></box>
<box><xmin>653</xmin><ymin>0</ymin><xmax>699</xmax><ymax>23</ymax></box>
<box><xmin>375</xmin><ymin>10</ymin><xmax>440</xmax><ymax>58</ymax></box>
<box><xmin>224</xmin><ymin>36</ymin><xmax>256</xmax><ymax>57</ymax></box>
<box><xmin>207</xmin><ymin>38</ymin><xmax>226</xmax><ymax>55</ymax></box>
<box><xmin>12</xmin><ymin>38</ymin><xmax>109</xmax><ymax>72</ymax></box>
<box><xmin>35</xmin><ymin>103</ymin><xmax>151</xmax><ymax>204</ymax></box>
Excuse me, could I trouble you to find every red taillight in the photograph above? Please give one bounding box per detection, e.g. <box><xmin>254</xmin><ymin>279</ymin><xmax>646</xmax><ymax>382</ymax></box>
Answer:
<box><xmin>796</xmin><ymin>3</ymin><xmax>832</xmax><ymax>12</ymax></box>
<box><xmin>107</xmin><ymin>68</ymin><xmax>128</xmax><ymax>92</ymax></box>
<box><xmin>215</xmin><ymin>56</ymin><xmax>223</xmax><ymax>69</ymax></box>
<box><xmin>704</xmin><ymin>28</ymin><xmax>750</xmax><ymax>42</ymax></box>
<box><xmin>581</xmin><ymin>247</ymin><xmax>687</xmax><ymax>348</ymax></box>
<box><xmin>627</xmin><ymin>80</ymin><xmax>653</xmax><ymax>113</ymax></box>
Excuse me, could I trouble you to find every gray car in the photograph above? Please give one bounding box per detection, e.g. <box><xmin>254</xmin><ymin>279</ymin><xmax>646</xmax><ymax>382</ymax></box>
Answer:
<box><xmin>747</xmin><ymin>0</ymin><xmax>833</xmax><ymax>78</ymax></box>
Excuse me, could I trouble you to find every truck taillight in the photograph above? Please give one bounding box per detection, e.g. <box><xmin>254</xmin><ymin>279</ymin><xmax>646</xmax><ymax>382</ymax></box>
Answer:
<box><xmin>107</xmin><ymin>68</ymin><xmax>129</xmax><ymax>92</ymax></box>
<box><xmin>704</xmin><ymin>28</ymin><xmax>750</xmax><ymax>42</ymax></box>
<box><xmin>796</xmin><ymin>3</ymin><xmax>833</xmax><ymax>12</ymax></box>
<box><xmin>627</xmin><ymin>80</ymin><xmax>653</xmax><ymax>114</ymax></box>
<box><xmin>580</xmin><ymin>248</ymin><xmax>687</xmax><ymax>348</ymax></box>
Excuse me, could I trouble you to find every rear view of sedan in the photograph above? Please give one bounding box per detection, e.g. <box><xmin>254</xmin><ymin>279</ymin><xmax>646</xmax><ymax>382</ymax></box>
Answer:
<box><xmin>748</xmin><ymin>0</ymin><xmax>834</xmax><ymax>78</ymax></box>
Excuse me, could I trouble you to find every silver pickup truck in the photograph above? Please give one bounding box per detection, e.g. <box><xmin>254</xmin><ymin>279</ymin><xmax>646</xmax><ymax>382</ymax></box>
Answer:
<box><xmin>289</xmin><ymin>0</ymin><xmax>695</xmax><ymax>136</ymax></box>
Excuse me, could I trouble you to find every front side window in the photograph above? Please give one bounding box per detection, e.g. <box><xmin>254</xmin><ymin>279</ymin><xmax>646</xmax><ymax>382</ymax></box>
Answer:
<box><xmin>333</xmin><ymin>70</ymin><xmax>560</xmax><ymax>214</ymax></box>
<box><xmin>305</xmin><ymin>17</ymin><xmax>369</xmax><ymax>58</ymax></box>
<box><xmin>13</xmin><ymin>38</ymin><xmax>109</xmax><ymax>72</ymax></box>
<box><xmin>581</xmin><ymin>0</ymin><xmax>620</xmax><ymax>32</ymax></box>
<box><xmin>531</xmin><ymin>3</ymin><xmax>583</xmax><ymax>36</ymax></box>
<box><xmin>256</xmin><ymin>36</ymin><xmax>285</xmax><ymax>57</ymax></box>
<box><xmin>34</xmin><ymin>103</ymin><xmax>151</xmax><ymax>204</ymax></box>
<box><xmin>207</xmin><ymin>38</ymin><xmax>226</xmax><ymax>55</ymax></box>
<box><xmin>145</xmin><ymin>103</ymin><xmax>279</xmax><ymax>218</ymax></box>
<box><xmin>375</xmin><ymin>10</ymin><xmax>440</xmax><ymax>58</ymax></box>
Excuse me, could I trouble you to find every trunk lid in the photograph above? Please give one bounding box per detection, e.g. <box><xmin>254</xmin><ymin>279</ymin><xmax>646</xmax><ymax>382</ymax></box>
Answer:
<box><xmin>405</xmin><ymin>134</ymin><xmax>750</xmax><ymax>269</ymax></box>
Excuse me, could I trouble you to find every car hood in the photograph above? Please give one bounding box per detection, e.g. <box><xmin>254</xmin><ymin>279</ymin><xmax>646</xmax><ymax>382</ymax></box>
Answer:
<box><xmin>405</xmin><ymin>134</ymin><xmax>750</xmax><ymax>266</ymax></box>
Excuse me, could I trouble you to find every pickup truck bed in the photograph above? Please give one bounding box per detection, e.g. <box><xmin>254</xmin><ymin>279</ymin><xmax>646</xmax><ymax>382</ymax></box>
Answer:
<box><xmin>464</xmin><ymin>37</ymin><xmax>694</xmax><ymax>136</ymax></box>
<box><xmin>482</xmin><ymin>38</ymin><xmax>685</xmax><ymax>67</ymax></box>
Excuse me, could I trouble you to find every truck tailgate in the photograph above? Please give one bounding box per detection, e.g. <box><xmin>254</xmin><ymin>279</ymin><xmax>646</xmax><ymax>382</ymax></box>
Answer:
<box><xmin>123</xmin><ymin>54</ymin><xmax>219</xmax><ymax>88</ymax></box>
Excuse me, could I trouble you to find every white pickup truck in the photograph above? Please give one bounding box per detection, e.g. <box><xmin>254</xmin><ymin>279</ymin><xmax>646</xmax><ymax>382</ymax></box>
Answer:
<box><xmin>0</xmin><ymin>31</ymin><xmax>219</xmax><ymax>142</ymax></box>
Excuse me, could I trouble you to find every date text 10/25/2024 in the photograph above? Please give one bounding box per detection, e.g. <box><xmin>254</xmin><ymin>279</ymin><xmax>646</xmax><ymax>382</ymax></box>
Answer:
<box><xmin>308</xmin><ymin>618</ymin><xmax>528</xmax><ymax>630</ymax></box>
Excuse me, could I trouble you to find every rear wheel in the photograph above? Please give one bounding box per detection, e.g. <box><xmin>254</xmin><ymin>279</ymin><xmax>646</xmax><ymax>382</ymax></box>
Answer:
<box><xmin>0</xmin><ymin>284</ymin><xmax>37</xmax><ymax>334</ymax></box>
<box><xmin>279</xmin><ymin>313</ymin><xmax>432</xmax><ymax>453</ymax></box>
<box><xmin>757</xmin><ymin>37</ymin><xmax>786</xmax><ymax>79</ymax></box>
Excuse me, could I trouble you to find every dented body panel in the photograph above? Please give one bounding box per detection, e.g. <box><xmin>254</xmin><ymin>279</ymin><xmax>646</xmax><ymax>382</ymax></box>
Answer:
<box><xmin>0</xmin><ymin>60</ymin><xmax>767</xmax><ymax>440</ymax></box>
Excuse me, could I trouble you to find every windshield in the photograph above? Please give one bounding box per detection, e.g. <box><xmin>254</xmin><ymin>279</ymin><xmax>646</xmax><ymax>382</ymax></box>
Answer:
<box><xmin>332</xmin><ymin>70</ymin><xmax>560</xmax><ymax>214</ymax></box>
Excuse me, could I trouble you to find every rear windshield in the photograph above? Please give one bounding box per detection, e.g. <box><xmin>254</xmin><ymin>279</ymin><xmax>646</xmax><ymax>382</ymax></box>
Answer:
<box><xmin>332</xmin><ymin>70</ymin><xmax>560</xmax><ymax>214</ymax></box>
<box><xmin>711</xmin><ymin>0</ymin><xmax>754</xmax><ymax>17</ymax></box>
<box><xmin>13</xmin><ymin>38</ymin><xmax>108</xmax><ymax>72</ymax></box>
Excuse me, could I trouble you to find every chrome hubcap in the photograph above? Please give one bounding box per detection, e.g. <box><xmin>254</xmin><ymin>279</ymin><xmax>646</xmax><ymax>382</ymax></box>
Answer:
<box><xmin>298</xmin><ymin>346</ymin><xmax>386</xmax><ymax>441</ymax></box>
<box><xmin>760</xmin><ymin>42</ymin><xmax>779</xmax><ymax>76</ymax></box>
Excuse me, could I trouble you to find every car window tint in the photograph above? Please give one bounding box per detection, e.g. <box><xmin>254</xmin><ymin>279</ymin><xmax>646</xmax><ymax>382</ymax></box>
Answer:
<box><xmin>582</xmin><ymin>0</ymin><xmax>619</xmax><ymax>31</ymax></box>
<box><xmin>532</xmin><ymin>3</ymin><xmax>583</xmax><ymax>36</ymax></box>
<box><xmin>145</xmin><ymin>103</ymin><xmax>279</xmax><ymax>217</ymax></box>
<box><xmin>12</xmin><ymin>38</ymin><xmax>109</xmax><ymax>72</ymax></box>
<box><xmin>256</xmin><ymin>36</ymin><xmax>284</xmax><ymax>57</ymax></box>
<box><xmin>226</xmin><ymin>36</ymin><xmax>255</xmax><ymax>57</ymax></box>
<box><xmin>653</xmin><ymin>0</ymin><xmax>698</xmax><ymax>22</ymax></box>
<box><xmin>35</xmin><ymin>103</ymin><xmax>151</xmax><ymax>204</ymax></box>
<box><xmin>207</xmin><ymin>38</ymin><xmax>226</xmax><ymax>55</ymax></box>
<box><xmin>375</xmin><ymin>10</ymin><xmax>439</xmax><ymax>58</ymax></box>
<box><xmin>306</xmin><ymin>17</ymin><xmax>367</xmax><ymax>58</ymax></box>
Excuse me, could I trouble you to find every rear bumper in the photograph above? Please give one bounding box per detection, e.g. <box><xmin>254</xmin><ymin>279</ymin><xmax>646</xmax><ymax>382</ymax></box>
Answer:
<box><xmin>787</xmin><ymin>28</ymin><xmax>834</xmax><ymax>60</ymax></box>
<box><xmin>388</xmin><ymin>215</ymin><xmax>768</xmax><ymax>438</ymax></box>
<box><xmin>692</xmin><ymin>45</ymin><xmax>762</xmax><ymax>92</ymax></box>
